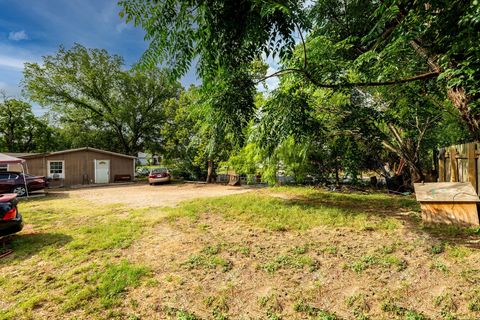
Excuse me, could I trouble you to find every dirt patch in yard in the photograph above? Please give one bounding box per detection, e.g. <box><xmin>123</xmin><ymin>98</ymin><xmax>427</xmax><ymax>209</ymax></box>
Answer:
<box><xmin>121</xmin><ymin>212</ymin><xmax>480</xmax><ymax>319</ymax></box>
<box><xmin>118</xmin><ymin>191</ymin><xmax>480</xmax><ymax>320</ymax></box>
<box><xmin>49</xmin><ymin>183</ymin><xmax>255</xmax><ymax>208</ymax></box>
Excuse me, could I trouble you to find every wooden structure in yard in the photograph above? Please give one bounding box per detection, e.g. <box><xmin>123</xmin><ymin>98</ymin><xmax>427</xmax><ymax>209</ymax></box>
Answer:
<box><xmin>438</xmin><ymin>142</ymin><xmax>479</xmax><ymax>194</ymax></box>
<box><xmin>414</xmin><ymin>182</ymin><xmax>479</xmax><ymax>226</ymax></box>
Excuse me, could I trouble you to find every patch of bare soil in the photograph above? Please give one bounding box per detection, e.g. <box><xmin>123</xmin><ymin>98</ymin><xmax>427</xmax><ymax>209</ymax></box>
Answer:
<box><xmin>121</xmin><ymin>211</ymin><xmax>480</xmax><ymax>319</ymax></box>
<box><xmin>50</xmin><ymin>183</ymin><xmax>254</xmax><ymax>208</ymax></box>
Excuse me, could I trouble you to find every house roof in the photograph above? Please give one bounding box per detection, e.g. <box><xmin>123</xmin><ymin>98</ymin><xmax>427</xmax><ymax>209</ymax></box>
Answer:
<box><xmin>4</xmin><ymin>152</ymin><xmax>39</xmax><ymax>158</ymax></box>
<box><xmin>19</xmin><ymin>147</ymin><xmax>136</xmax><ymax>160</ymax></box>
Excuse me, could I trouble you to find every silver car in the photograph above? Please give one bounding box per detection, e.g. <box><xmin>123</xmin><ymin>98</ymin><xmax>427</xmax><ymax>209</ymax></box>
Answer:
<box><xmin>148</xmin><ymin>168</ymin><xmax>171</xmax><ymax>185</ymax></box>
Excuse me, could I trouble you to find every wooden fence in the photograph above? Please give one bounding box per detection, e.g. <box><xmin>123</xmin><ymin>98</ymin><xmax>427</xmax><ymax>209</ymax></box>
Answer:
<box><xmin>438</xmin><ymin>142</ymin><xmax>479</xmax><ymax>194</ymax></box>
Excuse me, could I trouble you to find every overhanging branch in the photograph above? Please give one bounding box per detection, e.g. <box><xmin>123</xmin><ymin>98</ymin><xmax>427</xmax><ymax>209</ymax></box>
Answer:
<box><xmin>256</xmin><ymin>67</ymin><xmax>439</xmax><ymax>89</ymax></box>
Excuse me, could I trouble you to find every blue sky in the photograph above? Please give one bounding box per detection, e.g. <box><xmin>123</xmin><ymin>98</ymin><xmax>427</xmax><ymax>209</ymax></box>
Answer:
<box><xmin>0</xmin><ymin>0</ymin><xmax>200</xmax><ymax>113</ymax></box>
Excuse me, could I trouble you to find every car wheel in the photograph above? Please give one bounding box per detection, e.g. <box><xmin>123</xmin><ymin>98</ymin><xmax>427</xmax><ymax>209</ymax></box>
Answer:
<box><xmin>12</xmin><ymin>185</ymin><xmax>27</xmax><ymax>197</ymax></box>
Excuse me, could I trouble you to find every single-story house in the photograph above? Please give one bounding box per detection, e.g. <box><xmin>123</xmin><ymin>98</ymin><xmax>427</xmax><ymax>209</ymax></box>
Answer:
<box><xmin>4</xmin><ymin>147</ymin><xmax>136</xmax><ymax>187</ymax></box>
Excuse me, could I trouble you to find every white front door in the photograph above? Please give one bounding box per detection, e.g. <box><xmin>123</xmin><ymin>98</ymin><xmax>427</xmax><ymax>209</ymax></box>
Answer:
<box><xmin>95</xmin><ymin>160</ymin><xmax>110</xmax><ymax>183</ymax></box>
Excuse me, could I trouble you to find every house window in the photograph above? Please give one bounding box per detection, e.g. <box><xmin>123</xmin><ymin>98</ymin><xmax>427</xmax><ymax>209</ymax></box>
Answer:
<box><xmin>48</xmin><ymin>160</ymin><xmax>65</xmax><ymax>179</ymax></box>
<box><xmin>0</xmin><ymin>164</ymin><xmax>7</xmax><ymax>172</ymax></box>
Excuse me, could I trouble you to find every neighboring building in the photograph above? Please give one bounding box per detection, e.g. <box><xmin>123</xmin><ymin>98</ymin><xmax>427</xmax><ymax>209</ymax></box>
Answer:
<box><xmin>152</xmin><ymin>154</ymin><xmax>159</xmax><ymax>165</ymax></box>
<box><xmin>7</xmin><ymin>147</ymin><xmax>136</xmax><ymax>187</ymax></box>
<box><xmin>137</xmin><ymin>152</ymin><xmax>150</xmax><ymax>166</ymax></box>
<box><xmin>137</xmin><ymin>152</ymin><xmax>161</xmax><ymax>166</ymax></box>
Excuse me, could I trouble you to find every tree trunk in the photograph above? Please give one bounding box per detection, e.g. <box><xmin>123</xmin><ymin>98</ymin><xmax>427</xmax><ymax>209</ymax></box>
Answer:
<box><xmin>447</xmin><ymin>87</ymin><xmax>480</xmax><ymax>136</ymax></box>
<box><xmin>334</xmin><ymin>160</ymin><xmax>339</xmax><ymax>185</ymax></box>
<box><xmin>408</xmin><ymin>161</ymin><xmax>425</xmax><ymax>184</ymax></box>
<box><xmin>410</xmin><ymin>40</ymin><xmax>480</xmax><ymax>137</ymax></box>
<box><xmin>206</xmin><ymin>159</ymin><xmax>216</xmax><ymax>183</ymax></box>
<box><xmin>382</xmin><ymin>137</ymin><xmax>425</xmax><ymax>186</ymax></box>
<box><xmin>432</xmin><ymin>147</ymin><xmax>439</xmax><ymax>182</ymax></box>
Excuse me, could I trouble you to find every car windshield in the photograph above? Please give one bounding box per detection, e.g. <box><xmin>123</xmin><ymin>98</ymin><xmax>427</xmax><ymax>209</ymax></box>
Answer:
<box><xmin>151</xmin><ymin>168</ymin><xmax>168</xmax><ymax>174</ymax></box>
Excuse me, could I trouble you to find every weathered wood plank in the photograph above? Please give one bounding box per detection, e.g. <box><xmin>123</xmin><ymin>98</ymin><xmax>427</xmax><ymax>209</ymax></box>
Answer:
<box><xmin>414</xmin><ymin>182</ymin><xmax>479</xmax><ymax>202</ymax></box>
<box><xmin>450</xmin><ymin>147</ymin><xmax>458</xmax><ymax>182</ymax></box>
<box><xmin>468</xmin><ymin>142</ymin><xmax>477</xmax><ymax>193</ymax></box>
<box><xmin>420</xmin><ymin>203</ymin><xmax>479</xmax><ymax>226</ymax></box>
<box><xmin>439</xmin><ymin>154</ymin><xmax>445</xmax><ymax>182</ymax></box>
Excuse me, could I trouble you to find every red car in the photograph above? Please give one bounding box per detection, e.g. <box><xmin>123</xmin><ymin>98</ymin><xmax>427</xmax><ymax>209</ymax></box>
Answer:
<box><xmin>0</xmin><ymin>193</ymin><xmax>23</xmax><ymax>236</ymax></box>
<box><xmin>0</xmin><ymin>172</ymin><xmax>48</xmax><ymax>197</ymax></box>
<box><xmin>148</xmin><ymin>168</ymin><xmax>171</xmax><ymax>185</ymax></box>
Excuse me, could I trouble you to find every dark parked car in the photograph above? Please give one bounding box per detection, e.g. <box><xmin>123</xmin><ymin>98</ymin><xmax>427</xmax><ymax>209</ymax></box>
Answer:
<box><xmin>0</xmin><ymin>193</ymin><xmax>23</xmax><ymax>237</ymax></box>
<box><xmin>0</xmin><ymin>172</ymin><xmax>48</xmax><ymax>197</ymax></box>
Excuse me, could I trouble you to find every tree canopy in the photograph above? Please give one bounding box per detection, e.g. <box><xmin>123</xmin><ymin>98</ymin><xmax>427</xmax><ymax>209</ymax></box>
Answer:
<box><xmin>119</xmin><ymin>0</ymin><xmax>305</xmax><ymax>79</ymax></box>
<box><xmin>0</xmin><ymin>94</ymin><xmax>57</xmax><ymax>153</ymax></box>
<box><xmin>117</xmin><ymin>0</ymin><xmax>480</xmax><ymax>185</ymax></box>
<box><xmin>0</xmin><ymin>1</ymin><xmax>476</xmax><ymax>186</ymax></box>
<box><xmin>120</xmin><ymin>0</ymin><xmax>480</xmax><ymax>136</ymax></box>
<box><xmin>23</xmin><ymin>44</ymin><xmax>182</xmax><ymax>155</ymax></box>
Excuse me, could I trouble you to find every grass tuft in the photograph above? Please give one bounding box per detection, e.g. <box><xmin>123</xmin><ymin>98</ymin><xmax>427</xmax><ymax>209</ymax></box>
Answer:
<box><xmin>182</xmin><ymin>254</ymin><xmax>232</xmax><ymax>272</ymax></box>
<box><xmin>262</xmin><ymin>254</ymin><xmax>318</xmax><ymax>274</ymax></box>
<box><xmin>294</xmin><ymin>299</ymin><xmax>337</xmax><ymax>319</ymax></box>
<box><xmin>97</xmin><ymin>260</ymin><xmax>149</xmax><ymax>307</ymax></box>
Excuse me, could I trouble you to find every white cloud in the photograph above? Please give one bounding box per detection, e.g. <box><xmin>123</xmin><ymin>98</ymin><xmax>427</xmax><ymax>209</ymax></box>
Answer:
<box><xmin>115</xmin><ymin>22</ymin><xmax>132</xmax><ymax>33</ymax></box>
<box><xmin>0</xmin><ymin>55</ymin><xmax>26</xmax><ymax>69</ymax></box>
<box><xmin>8</xmin><ymin>30</ymin><xmax>29</xmax><ymax>41</ymax></box>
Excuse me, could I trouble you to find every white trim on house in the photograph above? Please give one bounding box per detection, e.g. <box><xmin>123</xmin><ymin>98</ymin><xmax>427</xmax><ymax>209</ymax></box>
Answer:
<box><xmin>47</xmin><ymin>160</ymin><xmax>65</xmax><ymax>179</ymax></box>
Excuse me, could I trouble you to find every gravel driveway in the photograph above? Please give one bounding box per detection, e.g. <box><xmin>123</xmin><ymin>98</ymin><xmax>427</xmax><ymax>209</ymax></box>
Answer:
<box><xmin>50</xmin><ymin>183</ymin><xmax>255</xmax><ymax>208</ymax></box>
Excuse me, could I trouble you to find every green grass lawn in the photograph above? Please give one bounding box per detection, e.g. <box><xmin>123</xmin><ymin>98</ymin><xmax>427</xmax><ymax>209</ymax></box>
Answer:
<box><xmin>167</xmin><ymin>187</ymin><xmax>418</xmax><ymax>231</ymax></box>
<box><xmin>1</xmin><ymin>187</ymin><xmax>480</xmax><ymax>319</ymax></box>
<box><xmin>0</xmin><ymin>198</ymin><xmax>160</xmax><ymax>319</ymax></box>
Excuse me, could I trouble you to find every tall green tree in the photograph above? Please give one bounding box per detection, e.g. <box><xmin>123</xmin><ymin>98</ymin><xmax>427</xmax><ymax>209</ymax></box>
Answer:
<box><xmin>0</xmin><ymin>95</ymin><xmax>57</xmax><ymax>153</ymax></box>
<box><xmin>119</xmin><ymin>0</ymin><xmax>304</xmax><ymax>78</ymax></box>
<box><xmin>120</xmin><ymin>0</ymin><xmax>480</xmax><ymax>136</ymax></box>
<box><xmin>159</xmin><ymin>86</ymin><xmax>207</xmax><ymax>180</ymax></box>
<box><xmin>120</xmin><ymin>1</ymin><xmax>291</xmax><ymax>181</ymax></box>
<box><xmin>23</xmin><ymin>44</ymin><xmax>182</xmax><ymax>155</ymax></box>
<box><xmin>297</xmin><ymin>0</ymin><xmax>480</xmax><ymax>135</ymax></box>
<box><xmin>198</xmin><ymin>69</ymin><xmax>256</xmax><ymax>182</ymax></box>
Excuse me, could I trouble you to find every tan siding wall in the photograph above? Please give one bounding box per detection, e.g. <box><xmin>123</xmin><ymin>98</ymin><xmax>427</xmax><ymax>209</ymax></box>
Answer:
<box><xmin>21</xmin><ymin>150</ymin><xmax>134</xmax><ymax>186</ymax></box>
<box><xmin>46</xmin><ymin>152</ymin><xmax>87</xmax><ymax>186</ymax></box>
<box><xmin>25</xmin><ymin>158</ymin><xmax>46</xmax><ymax>176</ymax></box>
<box><xmin>85</xmin><ymin>150</ymin><xmax>134</xmax><ymax>184</ymax></box>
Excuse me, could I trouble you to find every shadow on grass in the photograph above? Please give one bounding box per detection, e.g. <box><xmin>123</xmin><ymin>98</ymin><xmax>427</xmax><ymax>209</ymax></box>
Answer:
<box><xmin>17</xmin><ymin>192</ymin><xmax>72</xmax><ymax>205</ymax></box>
<box><xmin>282</xmin><ymin>192</ymin><xmax>418</xmax><ymax>215</ymax></box>
<box><xmin>2</xmin><ymin>232</ymin><xmax>73</xmax><ymax>262</ymax></box>
<box><xmin>281</xmin><ymin>191</ymin><xmax>480</xmax><ymax>248</ymax></box>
